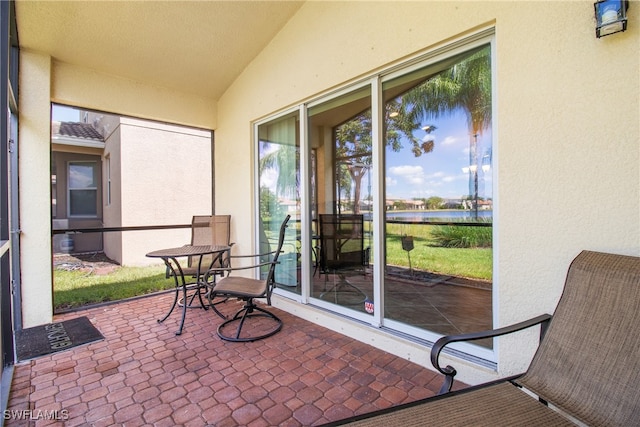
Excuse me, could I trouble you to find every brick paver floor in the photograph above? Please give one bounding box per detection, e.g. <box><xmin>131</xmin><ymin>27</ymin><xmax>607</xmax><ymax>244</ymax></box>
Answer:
<box><xmin>5</xmin><ymin>291</ymin><xmax>453</xmax><ymax>426</ymax></box>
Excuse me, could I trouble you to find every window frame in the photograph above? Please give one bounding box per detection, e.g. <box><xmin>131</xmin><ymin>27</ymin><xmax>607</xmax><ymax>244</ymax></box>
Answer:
<box><xmin>253</xmin><ymin>106</ymin><xmax>307</xmax><ymax>298</ymax></box>
<box><xmin>67</xmin><ymin>160</ymin><xmax>99</xmax><ymax>218</ymax></box>
<box><xmin>105</xmin><ymin>155</ymin><xmax>111</xmax><ymax>206</ymax></box>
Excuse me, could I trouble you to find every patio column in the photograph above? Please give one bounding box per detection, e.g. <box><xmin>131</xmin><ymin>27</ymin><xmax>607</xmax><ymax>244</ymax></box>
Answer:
<box><xmin>19</xmin><ymin>50</ymin><xmax>53</xmax><ymax>328</ymax></box>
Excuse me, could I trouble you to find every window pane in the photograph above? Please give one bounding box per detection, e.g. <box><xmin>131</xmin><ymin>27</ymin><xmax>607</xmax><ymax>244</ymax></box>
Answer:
<box><xmin>69</xmin><ymin>163</ymin><xmax>97</xmax><ymax>189</ymax></box>
<box><xmin>383</xmin><ymin>45</ymin><xmax>493</xmax><ymax>345</ymax></box>
<box><xmin>69</xmin><ymin>189</ymin><xmax>97</xmax><ymax>216</ymax></box>
<box><xmin>308</xmin><ymin>86</ymin><xmax>374</xmax><ymax>313</ymax></box>
<box><xmin>257</xmin><ymin>111</ymin><xmax>300</xmax><ymax>293</ymax></box>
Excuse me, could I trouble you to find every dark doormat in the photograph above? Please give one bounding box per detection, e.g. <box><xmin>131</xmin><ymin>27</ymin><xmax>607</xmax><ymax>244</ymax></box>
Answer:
<box><xmin>16</xmin><ymin>316</ymin><xmax>104</xmax><ymax>361</ymax></box>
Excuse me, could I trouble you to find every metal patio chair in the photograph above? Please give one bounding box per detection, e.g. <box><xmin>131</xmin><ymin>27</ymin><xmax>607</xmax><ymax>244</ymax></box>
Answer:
<box><xmin>169</xmin><ymin>215</ymin><xmax>232</xmax><ymax>308</ymax></box>
<box><xmin>184</xmin><ymin>215</ymin><xmax>232</xmax><ymax>276</ymax></box>
<box><xmin>318</xmin><ymin>214</ymin><xmax>369</xmax><ymax>305</ymax></box>
<box><xmin>327</xmin><ymin>250</ymin><xmax>640</xmax><ymax>426</ymax></box>
<box><xmin>205</xmin><ymin>215</ymin><xmax>290</xmax><ymax>342</ymax></box>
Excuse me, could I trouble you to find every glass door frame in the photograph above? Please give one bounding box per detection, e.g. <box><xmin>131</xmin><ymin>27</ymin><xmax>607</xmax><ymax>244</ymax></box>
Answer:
<box><xmin>304</xmin><ymin>80</ymin><xmax>379</xmax><ymax>325</ymax></box>
<box><xmin>254</xmin><ymin>106</ymin><xmax>310</xmax><ymax>304</ymax></box>
<box><xmin>377</xmin><ymin>31</ymin><xmax>496</xmax><ymax>361</ymax></box>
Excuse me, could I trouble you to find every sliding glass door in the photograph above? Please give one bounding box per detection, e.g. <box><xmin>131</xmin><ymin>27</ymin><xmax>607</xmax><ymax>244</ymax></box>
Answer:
<box><xmin>255</xmin><ymin>33</ymin><xmax>494</xmax><ymax>350</ymax></box>
<box><xmin>307</xmin><ymin>86</ymin><xmax>374</xmax><ymax>316</ymax></box>
<box><xmin>381</xmin><ymin>45</ymin><xmax>493</xmax><ymax>342</ymax></box>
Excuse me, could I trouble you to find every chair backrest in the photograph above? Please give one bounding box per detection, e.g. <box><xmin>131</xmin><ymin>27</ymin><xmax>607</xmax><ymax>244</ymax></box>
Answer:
<box><xmin>264</xmin><ymin>215</ymin><xmax>290</xmax><ymax>301</ymax></box>
<box><xmin>518</xmin><ymin>250</ymin><xmax>640</xmax><ymax>426</ymax></box>
<box><xmin>319</xmin><ymin>214</ymin><xmax>366</xmax><ymax>272</ymax></box>
<box><xmin>188</xmin><ymin>215</ymin><xmax>231</xmax><ymax>269</ymax></box>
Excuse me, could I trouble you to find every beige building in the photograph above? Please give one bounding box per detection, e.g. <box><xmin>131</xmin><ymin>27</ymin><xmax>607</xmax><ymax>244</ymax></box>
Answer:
<box><xmin>51</xmin><ymin>120</ymin><xmax>106</xmax><ymax>254</ymax></box>
<box><xmin>3</xmin><ymin>1</ymin><xmax>638</xmax><ymax>390</ymax></box>
<box><xmin>51</xmin><ymin>110</ymin><xmax>213</xmax><ymax>265</ymax></box>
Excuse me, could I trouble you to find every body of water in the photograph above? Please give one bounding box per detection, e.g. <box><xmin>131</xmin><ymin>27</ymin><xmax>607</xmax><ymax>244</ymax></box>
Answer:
<box><xmin>374</xmin><ymin>210</ymin><xmax>492</xmax><ymax>222</ymax></box>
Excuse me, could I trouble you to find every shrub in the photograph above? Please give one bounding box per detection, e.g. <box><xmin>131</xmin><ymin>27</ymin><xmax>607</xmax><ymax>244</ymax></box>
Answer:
<box><xmin>430</xmin><ymin>224</ymin><xmax>492</xmax><ymax>248</ymax></box>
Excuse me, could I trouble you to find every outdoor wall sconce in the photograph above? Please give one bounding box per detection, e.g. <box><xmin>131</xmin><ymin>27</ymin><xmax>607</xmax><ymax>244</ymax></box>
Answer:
<box><xmin>594</xmin><ymin>0</ymin><xmax>629</xmax><ymax>38</ymax></box>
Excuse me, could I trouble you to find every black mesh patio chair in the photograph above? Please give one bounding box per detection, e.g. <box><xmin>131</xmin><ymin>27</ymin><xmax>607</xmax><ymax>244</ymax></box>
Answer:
<box><xmin>325</xmin><ymin>250</ymin><xmax>640</xmax><ymax>426</ymax></box>
<box><xmin>318</xmin><ymin>214</ymin><xmax>369</xmax><ymax>304</ymax></box>
<box><xmin>205</xmin><ymin>215</ymin><xmax>290</xmax><ymax>342</ymax></box>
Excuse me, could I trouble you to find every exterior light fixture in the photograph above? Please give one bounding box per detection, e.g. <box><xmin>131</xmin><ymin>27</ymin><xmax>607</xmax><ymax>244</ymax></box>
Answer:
<box><xmin>594</xmin><ymin>0</ymin><xmax>629</xmax><ymax>38</ymax></box>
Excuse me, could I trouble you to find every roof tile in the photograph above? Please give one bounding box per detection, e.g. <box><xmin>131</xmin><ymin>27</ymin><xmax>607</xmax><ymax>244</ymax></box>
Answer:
<box><xmin>58</xmin><ymin>122</ymin><xmax>104</xmax><ymax>141</ymax></box>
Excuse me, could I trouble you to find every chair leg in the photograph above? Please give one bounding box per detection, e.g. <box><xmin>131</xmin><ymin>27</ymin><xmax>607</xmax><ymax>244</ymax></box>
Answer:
<box><xmin>319</xmin><ymin>273</ymin><xmax>367</xmax><ymax>305</ymax></box>
<box><xmin>204</xmin><ymin>285</ymin><xmax>228</xmax><ymax>319</ymax></box>
<box><xmin>178</xmin><ymin>282</ymin><xmax>206</xmax><ymax>309</ymax></box>
<box><xmin>217</xmin><ymin>299</ymin><xmax>283</xmax><ymax>342</ymax></box>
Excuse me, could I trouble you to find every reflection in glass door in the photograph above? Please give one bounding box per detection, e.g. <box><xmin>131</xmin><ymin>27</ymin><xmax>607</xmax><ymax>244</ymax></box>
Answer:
<box><xmin>257</xmin><ymin>111</ymin><xmax>301</xmax><ymax>293</ymax></box>
<box><xmin>382</xmin><ymin>45</ymin><xmax>494</xmax><ymax>342</ymax></box>
<box><xmin>255</xmin><ymin>37</ymin><xmax>494</xmax><ymax>349</ymax></box>
<box><xmin>307</xmin><ymin>86</ymin><xmax>374</xmax><ymax>314</ymax></box>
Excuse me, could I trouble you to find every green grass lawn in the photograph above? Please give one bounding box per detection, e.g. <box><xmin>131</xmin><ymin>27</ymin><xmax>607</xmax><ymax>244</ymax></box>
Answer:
<box><xmin>54</xmin><ymin>222</ymin><xmax>491</xmax><ymax>310</ymax></box>
<box><xmin>386</xmin><ymin>240</ymin><xmax>492</xmax><ymax>280</ymax></box>
<box><xmin>385</xmin><ymin>223</ymin><xmax>492</xmax><ymax>280</ymax></box>
<box><xmin>54</xmin><ymin>264</ymin><xmax>176</xmax><ymax>312</ymax></box>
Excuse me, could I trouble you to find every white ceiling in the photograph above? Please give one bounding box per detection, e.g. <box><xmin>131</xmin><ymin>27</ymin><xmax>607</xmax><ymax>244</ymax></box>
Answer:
<box><xmin>15</xmin><ymin>1</ymin><xmax>304</xmax><ymax>100</ymax></box>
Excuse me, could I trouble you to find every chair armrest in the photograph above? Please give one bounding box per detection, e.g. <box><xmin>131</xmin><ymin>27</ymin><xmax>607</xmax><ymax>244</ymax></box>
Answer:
<box><xmin>227</xmin><ymin>250</ymin><xmax>277</xmax><ymax>260</ymax></box>
<box><xmin>203</xmin><ymin>260</ymin><xmax>280</xmax><ymax>283</ymax></box>
<box><xmin>431</xmin><ymin>314</ymin><xmax>551</xmax><ymax>394</ymax></box>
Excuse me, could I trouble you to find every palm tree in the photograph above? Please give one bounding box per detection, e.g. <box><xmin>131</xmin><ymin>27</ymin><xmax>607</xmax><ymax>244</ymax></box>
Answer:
<box><xmin>402</xmin><ymin>46</ymin><xmax>492</xmax><ymax>216</ymax></box>
<box><xmin>259</xmin><ymin>142</ymin><xmax>298</xmax><ymax>201</ymax></box>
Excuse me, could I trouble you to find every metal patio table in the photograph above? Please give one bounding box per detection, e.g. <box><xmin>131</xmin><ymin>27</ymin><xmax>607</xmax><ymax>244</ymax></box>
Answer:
<box><xmin>146</xmin><ymin>244</ymin><xmax>230</xmax><ymax>335</ymax></box>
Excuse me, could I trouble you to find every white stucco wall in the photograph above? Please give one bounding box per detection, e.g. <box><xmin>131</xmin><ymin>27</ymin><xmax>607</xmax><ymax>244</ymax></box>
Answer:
<box><xmin>102</xmin><ymin>123</ymin><xmax>123</xmax><ymax>264</ymax></box>
<box><xmin>19</xmin><ymin>51</ymin><xmax>54</xmax><ymax>327</ymax></box>
<box><xmin>215</xmin><ymin>1</ymin><xmax>639</xmax><ymax>385</ymax></box>
<box><xmin>51</xmin><ymin>60</ymin><xmax>217</xmax><ymax>130</ymax></box>
<box><xmin>100</xmin><ymin>117</ymin><xmax>212</xmax><ymax>266</ymax></box>
<box><xmin>118</xmin><ymin>118</ymin><xmax>212</xmax><ymax>265</ymax></box>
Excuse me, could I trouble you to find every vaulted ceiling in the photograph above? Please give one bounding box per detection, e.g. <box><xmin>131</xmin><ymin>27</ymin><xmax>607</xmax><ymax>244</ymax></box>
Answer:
<box><xmin>15</xmin><ymin>1</ymin><xmax>304</xmax><ymax>100</ymax></box>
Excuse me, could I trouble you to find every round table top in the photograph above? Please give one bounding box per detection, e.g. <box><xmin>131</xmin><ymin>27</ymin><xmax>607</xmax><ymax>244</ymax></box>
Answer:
<box><xmin>146</xmin><ymin>244</ymin><xmax>230</xmax><ymax>258</ymax></box>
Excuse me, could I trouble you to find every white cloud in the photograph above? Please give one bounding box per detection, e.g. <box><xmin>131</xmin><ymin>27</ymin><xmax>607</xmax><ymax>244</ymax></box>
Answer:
<box><xmin>389</xmin><ymin>166</ymin><xmax>461</xmax><ymax>190</ymax></box>
<box><xmin>440</xmin><ymin>136</ymin><xmax>457</xmax><ymax>146</ymax></box>
<box><xmin>260</xmin><ymin>168</ymin><xmax>278</xmax><ymax>192</ymax></box>
<box><xmin>389</xmin><ymin>165</ymin><xmax>424</xmax><ymax>186</ymax></box>
<box><xmin>389</xmin><ymin>165</ymin><xmax>424</xmax><ymax>176</ymax></box>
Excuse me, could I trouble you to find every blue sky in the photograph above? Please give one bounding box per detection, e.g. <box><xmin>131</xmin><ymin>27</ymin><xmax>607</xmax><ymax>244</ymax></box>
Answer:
<box><xmin>385</xmin><ymin>108</ymin><xmax>492</xmax><ymax>201</ymax></box>
<box><xmin>51</xmin><ymin>104</ymin><xmax>81</xmax><ymax>122</ymax></box>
